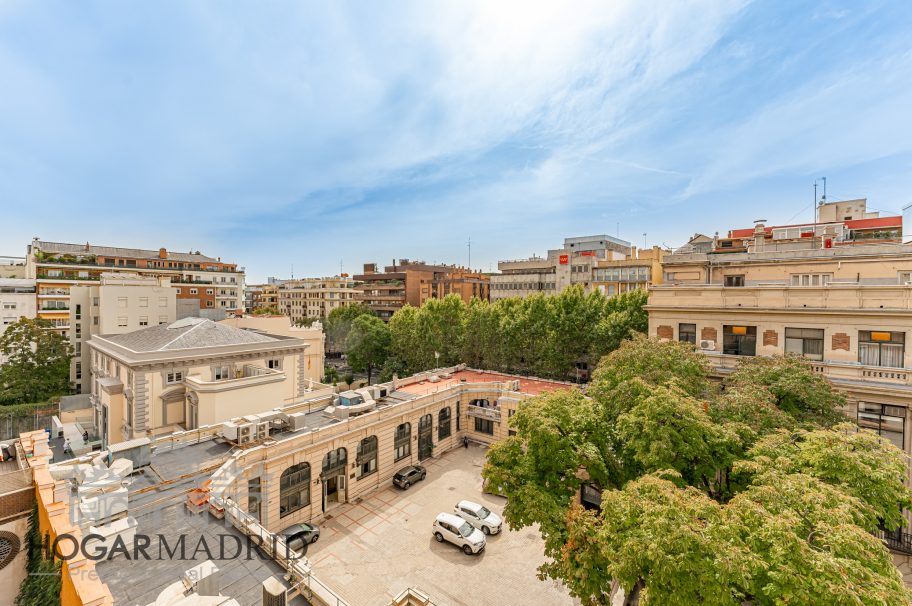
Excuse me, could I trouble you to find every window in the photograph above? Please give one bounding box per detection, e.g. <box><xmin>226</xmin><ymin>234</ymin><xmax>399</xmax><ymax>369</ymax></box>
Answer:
<box><xmin>900</xmin><ymin>272</ymin><xmax>912</xmax><ymax>285</ymax></box>
<box><xmin>176</xmin><ymin>288</ymin><xmax>181</xmax><ymax>294</ymax></box>
<box><xmin>723</xmin><ymin>325</ymin><xmax>756</xmax><ymax>356</ymax></box>
<box><xmin>678</xmin><ymin>323</ymin><xmax>697</xmax><ymax>345</ymax></box>
<box><xmin>357</xmin><ymin>436</ymin><xmax>378</xmax><ymax>478</ymax></box>
<box><xmin>159</xmin><ymin>315</ymin><xmax>168</xmax><ymax>324</ymax></box>
<box><xmin>93</xmin><ymin>317</ymin><xmax>99</xmax><ymax>326</ymax></box>
<box><xmin>724</xmin><ymin>275</ymin><xmax>745</xmax><ymax>287</ymax></box>
<box><xmin>456</xmin><ymin>402</ymin><xmax>460</xmax><ymax>431</ymax></box>
<box><xmin>138</xmin><ymin>297</ymin><xmax>148</xmax><ymax>307</ymax></box>
<box><xmin>790</xmin><ymin>273</ymin><xmax>832</xmax><ymax>287</ymax></box>
<box><xmin>117</xmin><ymin>317</ymin><xmax>128</xmax><ymax>328</ymax></box>
<box><xmin>92</xmin><ymin>297</ymin><xmax>99</xmax><ymax>306</ymax></box>
<box><xmin>75</xmin><ymin>362</ymin><xmax>82</xmax><ymax>380</ymax></box>
<box><xmin>858</xmin><ymin>403</ymin><xmax>905</xmax><ymax>449</ymax></box>
<box><xmin>207</xmin><ymin>301</ymin><xmax>214</xmax><ymax>308</ymax></box>
<box><xmin>394</xmin><ymin>423</ymin><xmax>411</xmax><ymax>461</ymax></box>
<box><xmin>214</xmin><ymin>365</ymin><xmax>230</xmax><ymax>380</ymax></box>
<box><xmin>322</xmin><ymin>447</ymin><xmax>347</xmax><ymax>476</ymax></box>
<box><xmin>859</xmin><ymin>331</ymin><xmax>905</xmax><ymax>368</ymax></box>
<box><xmin>508</xmin><ymin>408</ymin><xmax>517</xmax><ymax>437</ymax></box>
<box><xmin>206</xmin><ymin>289</ymin><xmax>214</xmax><ymax>295</ymax></box>
<box><xmin>75</xmin><ymin>304</ymin><xmax>81</xmax><ymax>320</ymax></box>
<box><xmin>117</xmin><ymin>297</ymin><xmax>127</xmax><ymax>308</ymax></box>
<box><xmin>474</xmin><ymin>417</ymin><xmax>494</xmax><ymax>435</ymax></box>
<box><xmin>267</xmin><ymin>358</ymin><xmax>282</xmax><ymax>370</ymax></box>
<box><xmin>438</xmin><ymin>407</ymin><xmax>452</xmax><ymax>440</ymax></box>
<box><xmin>785</xmin><ymin>328</ymin><xmax>824</xmax><ymax>360</ymax></box>
<box><xmin>166</xmin><ymin>371</ymin><xmax>183</xmax><ymax>384</ymax></box>
<box><xmin>139</xmin><ymin>316</ymin><xmax>149</xmax><ymax>326</ymax></box>
<box><xmin>279</xmin><ymin>463</ymin><xmax>311</xmax><ymax>517</ymax></box>
<box><xmin>2</xmin><ymin>302</ymin><xmax>15</xmax><ymax>310</ymax></box>
<box><xmin>189</xmin><ymin>288</ymin><xmax>198</xmax><ymax>295</ymax></box>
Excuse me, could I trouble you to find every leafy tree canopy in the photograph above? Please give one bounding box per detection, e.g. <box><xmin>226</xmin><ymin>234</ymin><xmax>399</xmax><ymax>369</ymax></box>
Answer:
<box><xmin>483</xmin><ymin>338</ymin><xmax>912</xmax><ymax>605</ymax></box>
<box><xmin>344</xmin><ymin>314</ymin><xmax>391</xmax><ymax>384</ymax></box>
<box><xmin>0</xmin><ymin>317</ymin><xmax>73</xmax><ymax>405</ymax></box>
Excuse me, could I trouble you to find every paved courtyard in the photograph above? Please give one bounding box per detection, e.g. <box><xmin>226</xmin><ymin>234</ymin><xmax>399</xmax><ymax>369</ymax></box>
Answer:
<box><xmin>307</xmin><ymin>444</ymin><xmax>575</xmax><ymax>606</ymax></box>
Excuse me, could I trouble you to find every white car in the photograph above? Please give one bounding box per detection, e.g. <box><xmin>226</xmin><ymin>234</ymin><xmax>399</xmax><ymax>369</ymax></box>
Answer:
<box><xmin>433</xmin><ymin>512</ymin><xmax>486</xmax><ymax>555</ymax></box>
<box><xmin>453</xmin><ymin>500</ymin><xmax>503</xmax><ymax>535</ymax></box>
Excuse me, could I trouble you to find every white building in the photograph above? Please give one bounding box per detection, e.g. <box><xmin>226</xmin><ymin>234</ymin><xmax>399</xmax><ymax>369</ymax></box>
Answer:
<box><xmin>0</xmin><ymin>279</ymin><xmax>36</xmax><ymax>363</ymax></box>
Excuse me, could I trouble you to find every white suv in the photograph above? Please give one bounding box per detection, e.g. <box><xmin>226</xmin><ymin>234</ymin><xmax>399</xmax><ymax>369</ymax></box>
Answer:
<box><xmin>453</xmin><ymin>500</ymin><xmax>503</xmax><ymax>535</ymax></box>
<box><xmin>432</xmin><ymin>512</ymin><xmax>486</xmax><ymax>554</ymax></box>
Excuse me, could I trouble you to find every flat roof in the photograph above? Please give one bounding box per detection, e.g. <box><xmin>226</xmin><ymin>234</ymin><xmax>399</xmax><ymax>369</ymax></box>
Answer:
<box><xmin>397</xmin><ymin>369</ymin><xmax>572</xmax><ymax>397</ymax></box>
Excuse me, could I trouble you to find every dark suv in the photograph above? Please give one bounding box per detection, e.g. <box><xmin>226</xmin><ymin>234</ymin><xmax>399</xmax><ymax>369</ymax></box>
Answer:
<box><xmin>393</xmin><ymin>464</ymin><xmax>426</xmax><ymax>489</ymax></box>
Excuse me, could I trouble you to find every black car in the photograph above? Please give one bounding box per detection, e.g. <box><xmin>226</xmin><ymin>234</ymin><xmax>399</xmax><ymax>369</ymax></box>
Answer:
<box><xmin>279</xmin><ymin>522</ymin><xmax>321</xmax><ymax>553</ymax></box>
<box><xmin>393</xmin><ymin>464</ymin><xmax>426</xmax><ymax>489</ymax></box>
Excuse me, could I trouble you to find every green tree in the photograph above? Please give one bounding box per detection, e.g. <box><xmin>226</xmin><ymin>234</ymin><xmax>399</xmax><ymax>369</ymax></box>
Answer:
<box><xmin>591</xmin><ymin>288</ymin><xmax>649</xmax><ymax>362</ymax></box>
<box><xmin>17</xmin><ymin>504</ymin><xmax>61</xmax><ymax>606</ymax></box>
<box><xmin>325</xmin><ymin>303</ymin><xmax>374</xmax><ymax>353</ymax></box>
<box><xmin>388</xmin><ymin>305</ymin><xmax>422</xmax><ymax>372</ymax></box>
<box><xmin>483</xmin><ymin>337</ymin><xmax>912</xmax><ymax>605</ymax></box>
<box><xmin>0</xmin><ymin>318</ymin><xmax>73</xmax><ymax>405</ymax></box>
<box><xmin>345</xmin><ymin>314</ymin><xmax>391</xmax><ymax>384</ymax></box>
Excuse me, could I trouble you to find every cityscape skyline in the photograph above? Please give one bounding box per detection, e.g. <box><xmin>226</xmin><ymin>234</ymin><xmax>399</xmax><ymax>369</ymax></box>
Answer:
<box><xmin>2</xmin><ymin>1</ymin><xmax>911</xmax><ymax>283</ymax></box>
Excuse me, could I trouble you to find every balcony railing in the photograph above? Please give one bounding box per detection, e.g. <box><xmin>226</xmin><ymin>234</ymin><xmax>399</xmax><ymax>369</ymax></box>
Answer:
<box><xmin>648</xmin><ymin>284</ymin><xmax>912</xmax><ymax>311</ymax></box>
<box><xmin>37</xmin><ymin>274</ymin><xmax>100</xmax><ymax>281</ymax></box>
<box><xmin>702</xmin><ymin>352</ymin><xmax>911</xmax><ymax>387</ymax></box>
<box><xmin>467</xmin><ymin>404</ymin><xmax>502</xmax><ymax>421</ymax></box>
<box><xmin>876</xmin><ymin>529</ymin><xmax>912</xmax><ymax>555</ymax></box>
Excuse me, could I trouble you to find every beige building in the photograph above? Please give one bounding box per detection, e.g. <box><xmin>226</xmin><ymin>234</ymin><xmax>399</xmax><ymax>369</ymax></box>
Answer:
<box><xmin>592</xmin><ymin>246</ymin><xmax>665</xmax><ymax>296</ymax></box>
<box><xmin>492</xmin><ymin>235</ymin><xmax>631</xmax><ymax>301</ymax></box>
<box><xmin>279</xmin><ymin>276</ymin><xmax>359</xmax><ymax>322</ymax></box>
<box><xmin>650</xmin><ymin>201</ymin><xmax>910</xmax><ymax>456</ymax></box>
<box><xmin>69</xmin><ymin>273</ymin><xmax>177</xmax><ymax>394</ymax></box>
<box><xmin>87</xmin><ymin>317</ymin><xmax>317</xmax><ymax>445</ymax></box>
<box><xmin>203</xmin><ymin>368</ymin><xmax>569</xmax><ymax>529</ymax></box>
<box><xmin>218</xmin><ymin>314</ymin><xmax>325</xmax><ymax>383</ymax></box>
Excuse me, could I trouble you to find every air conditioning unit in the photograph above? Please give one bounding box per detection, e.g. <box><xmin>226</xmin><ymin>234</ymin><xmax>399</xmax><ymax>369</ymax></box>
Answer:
<box><xmin>286</xmin><ymin>412</ymin><xmax>308</xmax><ymax>432</ymax></box>
<box><xmin>238</xmin><ymin>434</ymin><xmax>252</xmax><ymax>446</ymax></box>
<box><xmin>255</xmin><ymin>421</ymin><xmax>269</xmax><ymax>441</ymax></box>
<box><xmin>219</xmin><ymin>422</ymin><xmax>238</xmax><ymax>441</ymax></box>
<box><xmin>698</xmin><ymin>339</ymin><xmax>715</xmax><ymax>350</ymax></box>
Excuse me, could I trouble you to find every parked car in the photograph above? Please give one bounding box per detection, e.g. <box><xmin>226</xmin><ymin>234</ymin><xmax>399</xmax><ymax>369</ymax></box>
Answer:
<box><xmin>393</xmin><ymin>464</ymin><xmax>426</xmax><ymax>489</ymax></box>
<box><xmin>453</xmin><ymin>500</ymin><xmax>503</xmax><ymax>535</ymax></box>
<box><xmin>432</xmin><ymin>512</ymin><xmax>486</xmax><ymax>555</ymax></box>
<box><xmin>279</xmin><ymin>522</ymin><xmax>321</xmax><ymax>553</ymax></box>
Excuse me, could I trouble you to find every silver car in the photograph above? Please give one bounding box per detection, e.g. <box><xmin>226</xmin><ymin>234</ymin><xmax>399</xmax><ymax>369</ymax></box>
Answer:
<box><xmin>453</xmin><ymin>499</ymin><xmax>503</xmax><ymax>535</ymax></box>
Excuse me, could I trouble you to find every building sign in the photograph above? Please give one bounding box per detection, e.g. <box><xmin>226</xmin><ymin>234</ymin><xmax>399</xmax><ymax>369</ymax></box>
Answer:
<box><xmin>559</xmin><ymin>254</ymin><xmax>569</xmax><ymax>265</ymax></box>
<box><xmin>578</xmin><ymin>251</ymin><xmax>596</xmax><ymax>257</ymax></box>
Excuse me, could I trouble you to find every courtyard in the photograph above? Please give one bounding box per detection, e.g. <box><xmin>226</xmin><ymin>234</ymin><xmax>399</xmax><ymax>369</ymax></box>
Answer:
<box><xmin>306</xmin><ymin>443</ymin><xmax>576</xmax><ymax>606</ymax></box>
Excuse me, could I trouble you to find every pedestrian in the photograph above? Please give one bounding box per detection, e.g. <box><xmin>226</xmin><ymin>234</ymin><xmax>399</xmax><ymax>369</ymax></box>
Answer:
<box><xmin>83</xmin><ymin>429</ymin><xmax>89</xmax><ymax>442</ymax></box>
<box><xmin>63</xmin><ymin>438</ymin><xmax>71</xmax><ymax>454</ymax></box>
<box><xmin>463</xmin><ymin>435</ymin><xmax>469</xmax><ymax>449</ymax></box>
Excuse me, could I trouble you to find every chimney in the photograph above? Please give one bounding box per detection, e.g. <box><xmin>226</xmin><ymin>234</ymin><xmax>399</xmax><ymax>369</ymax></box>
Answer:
<box><xmin>159</xmin><ymin>248</ymin><xmax>168</xmax><ymax>259</ymax></box>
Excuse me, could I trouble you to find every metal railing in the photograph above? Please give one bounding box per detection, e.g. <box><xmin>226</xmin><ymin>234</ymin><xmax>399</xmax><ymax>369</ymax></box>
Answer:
<box><xmin>467</xmin><ymin>404</ymin><xmax>502</xmax><ymax>421</ymax></box>
<box><xmin>876</xmin><ymin>529</ymin><xmax>912</xmax><ymax>555</ymax></box>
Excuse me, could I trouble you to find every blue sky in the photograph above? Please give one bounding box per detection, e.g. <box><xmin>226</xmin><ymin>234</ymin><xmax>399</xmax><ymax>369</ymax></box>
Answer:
<box><xmin>1</xmin><ymin>1</ymin><xmax>911</xmax><ymax>282</ymax></box>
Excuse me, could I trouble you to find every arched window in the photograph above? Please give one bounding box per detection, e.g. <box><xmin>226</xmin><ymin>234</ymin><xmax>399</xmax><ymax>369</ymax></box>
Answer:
<box><xmin>394</xmin><ymin>423</ymin><xmax>411</xmax><ymax>461</ymax></box>
<box><xmin>438</xmin><ymin>407</ymin><xmax>452</xmax><ymax>440</ymax></box>
<box><xmin>357</xmin><ymin>436</ymin><xmax>378</xmax><ymax>478</ymax></box>
<box><xmin>279</xmin><ymin>462</ymin><xmax>310</xmax><ymax>518</ymax></box>
<box><xmin>469</xmin><ymin>398</ymin><xmax>490</xmax><ymax>408</ymax></box>
<box><xmin>322</xmin><ymin>448</ymin><xmax>347</xmax><ymax>477</ymax></box>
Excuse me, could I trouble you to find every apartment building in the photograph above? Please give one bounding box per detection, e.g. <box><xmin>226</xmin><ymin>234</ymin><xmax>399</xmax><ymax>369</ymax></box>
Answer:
<box><xmin>355</xmin><ymin>260</ymin><xmax>489</xmax><ymax>320</ymax></box>
<box><xmin>592</xmin><ymin>246</ymin><xmax>665</xmax><ymax>296</ymax></box>
<box><xmin>25</xmin><ymin>239</ymin><xmax>246</xmax><ymax>336</ymax></box>
<box><xmin>278</xmin><ymin>276</ymin><xmax>359</xmax><ymax>322</ymax></box>
<box><xmin>244</xmin><ymin>283</ymin><xmax>280</xmax><ymax>313</ymax></box>
<box><xmin>491</xmin><ymin>235</ymin><xmax>632</xmax><ymax>301</ymax></box>
<box><xmin>0</xmin><ymin>256</ymin><xmax>26</xmax><ymax>279</ymax></box>
<box><xmin>87</xmin><ymin>317</ymin><xmax>317</xmax><ymax>445</ymax></box>
<box><xmin>68</xmin><ymin>273</ymin><xmax>178</xmax><ymax>394</ymax></box>
<box><xmin>649</xmin><ymin>200</ymin><xmax>911</xmax><ymax>455</ymax></box>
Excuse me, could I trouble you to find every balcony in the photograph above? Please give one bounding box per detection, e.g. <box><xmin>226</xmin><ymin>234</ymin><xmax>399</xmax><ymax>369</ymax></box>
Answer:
<box><xmin>702</xmin><ymin>352</ymin><xmax>912</xmax><ymax>388</ymax></box>
<box><xmin>467</xmin><ymin>404</ymin><xmax>502</xmax><ymax>422</ymax></box>
<box><xmin>876</xmin><ymin>529</ymin><xmax>912</xmax><ymax>555</ymax></box>
<box><xmin>39</xmin><ymin>306</ymin><xmax>70</xmax><ymax>312</ymax></box>
<box><xmin>184</xmin><ymin>364</ymin><xmax>284</xmax><ymax>393</ymax></box>
<box><xmin>648</xmin><ymin>284</ymin><xmax>912</xmax><ymax>312</ymax></box>
<box><xmin>37</xmin><ymin>273</ymin><xmax>100</xmax><ymax>281</ymax></box>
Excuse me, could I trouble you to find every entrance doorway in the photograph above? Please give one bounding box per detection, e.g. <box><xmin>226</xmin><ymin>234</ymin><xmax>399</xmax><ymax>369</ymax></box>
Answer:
<box><xmin>418</xmin><ymin>414</ymin><xmax>433</xmax><ymax>461</ymax></box>
<box><xmin>321</xmin><ymin>447</ymin><xmax>348</xmax><ymax>512</ymax></box>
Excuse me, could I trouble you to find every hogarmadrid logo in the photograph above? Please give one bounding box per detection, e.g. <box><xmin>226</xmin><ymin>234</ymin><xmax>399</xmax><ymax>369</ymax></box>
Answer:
<box><xmin>30</xmin><ymin>532</ymin><xmax>301</xmax><ymax>563</ymax></box>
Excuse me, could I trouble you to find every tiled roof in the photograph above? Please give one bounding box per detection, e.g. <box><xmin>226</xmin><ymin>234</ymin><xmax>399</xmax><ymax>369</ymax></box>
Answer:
<box><xmin>35</xmin><ymin>240</ymin><xmax>221</xmax><ymax>263</ymax></box>
<box><xmin>99</xmin><ymin>318</ymin><xmax>283</xmax><ymax>353</ymax></box>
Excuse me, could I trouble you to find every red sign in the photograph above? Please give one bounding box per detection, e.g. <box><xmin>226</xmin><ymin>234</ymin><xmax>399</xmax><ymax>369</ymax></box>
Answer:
<box><xmin>559</xmin><ymin>254</ymin><xmax>569</xmax><ymax>265</ymax></box>
<box><xmin>579</xmin><ymin>251</ymin><xmax>596</xmax><ymax>257</ymax></box>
